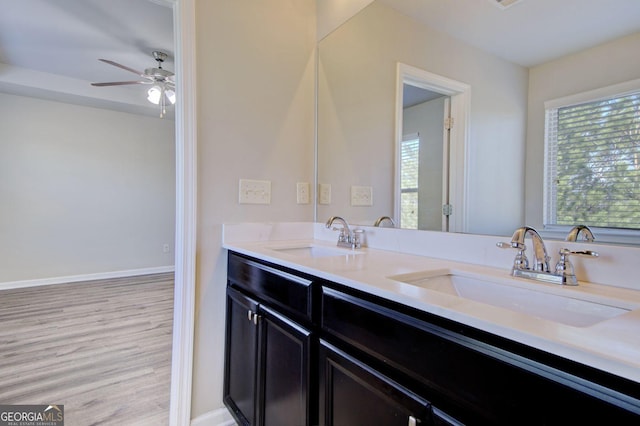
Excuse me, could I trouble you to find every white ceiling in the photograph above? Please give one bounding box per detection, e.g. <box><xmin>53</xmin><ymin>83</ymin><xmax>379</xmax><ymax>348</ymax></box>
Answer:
<box><xmin>379</xmin><ymin>0</ymin><xmax>640</xmax><ymax>67</ymax></box>
<box><xmin>0</xmin><ymin>0</ymin><xmax>639</xmax><ymax>116</ymax></box>
<box><xmin>0</xmin><ymin>0</ymin><xmax>174</xmax><ymax>117</ymax></box>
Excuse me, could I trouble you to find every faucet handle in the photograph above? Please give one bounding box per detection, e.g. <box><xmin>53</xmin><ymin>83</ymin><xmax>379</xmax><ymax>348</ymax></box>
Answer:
<box><xmin>563</xmin><ymin>249</ymin><xmax>599</xmax><ymax>257</ymax></box>
<box><xmin>497</xmin><ymin>241</ymin><xmax>529</xmax><ymax>270</ymax></box>
<box><xmin>497</xmin><ymin>241</ymin><xmax>524</xmax><ymax>250</ymax></box>
<box><xmin>330</xmin><ymin>226</ymin><xmax>349</xmax><ymax>242</ymax></box>
<box><xmin>554</xmin><ymin>248</ymin><xmax>599</xmax><ymax>286</ymax></box>
<box><xmin>352</xmin><ymin>229</ymin><xmax>365</xmax><ymax>249</ymax></box>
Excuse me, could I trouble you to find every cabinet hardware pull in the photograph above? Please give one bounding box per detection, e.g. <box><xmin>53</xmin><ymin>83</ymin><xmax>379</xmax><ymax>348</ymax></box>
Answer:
<box><xmin>253</xmin><ymin>314</ymin><xmax>260</xmax><ymax>325</ymax></box>
<box><xmin>247</xmin><ymin>310</ymin><xmax>253</xmax><ymax>322</ymax></box>
<box><xmin>408</xmin><ymin>415</ymin><xmax>419</xmax><ymax>426</ymax></box>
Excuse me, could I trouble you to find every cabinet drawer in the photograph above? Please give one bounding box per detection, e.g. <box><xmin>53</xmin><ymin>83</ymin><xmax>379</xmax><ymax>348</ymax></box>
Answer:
<box><xmin>228</xmin><ymin>252</ymin><xmax>314</xmax><ymax>323</ymax></box>
<box><xmin>321</xmin><ymin>286</ymin><xmax>640</xmax><ymax>425</ymax></box>
<box><xmin>319</xmin><ymin>340</ymin><xmax>431</xmax><ymax>426</ymax></box>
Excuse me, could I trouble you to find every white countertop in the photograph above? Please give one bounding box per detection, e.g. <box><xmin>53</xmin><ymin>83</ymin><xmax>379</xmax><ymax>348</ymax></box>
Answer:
<box><xmin>223</xmin><ymin>234</ymin><xmax>640</xmax><ymax>385</ymax></box>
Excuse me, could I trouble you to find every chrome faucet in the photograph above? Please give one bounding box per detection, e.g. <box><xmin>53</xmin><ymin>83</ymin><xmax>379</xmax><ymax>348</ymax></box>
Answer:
<box><xmin>498</xmin><ymin>226</ymin><xmax>598</xmax><ymax>285</ymax></box>
<box><xmin>325</xmin><ymin>216</ymin><xmax>363</xmax><ymax>249</ymax></box>
<box><xmin>566</xmin><ymin>225</ymin><xmax>595</xmax><ymax>242</ymax></box>
<box><xmin>509</xmin><ymin>226</ymin><xmax>551</xmax><ymax>272</ymax></box>
<box><xmin>374</xmin><ymin>216</ymin><xmax>396</xmax><ymax>227</ymax></box>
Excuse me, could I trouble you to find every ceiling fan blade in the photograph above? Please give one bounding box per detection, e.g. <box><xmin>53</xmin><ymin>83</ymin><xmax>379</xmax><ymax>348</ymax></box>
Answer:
<box><xmin>98</xmin><ymin>59</ymin><xmax>145</xmax><ymax>77</ymax></box>
<box><xmin>91</xmin><ymin>81</ymin><xmax>149</xmax><ymax>87</ymax></box>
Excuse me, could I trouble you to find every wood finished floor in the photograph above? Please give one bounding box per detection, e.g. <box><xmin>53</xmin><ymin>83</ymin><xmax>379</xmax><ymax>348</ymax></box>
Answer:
<box><xmin>0</xmin><ymin>273</ymin><xmax>174</xmax><ymax>425</ymax></box>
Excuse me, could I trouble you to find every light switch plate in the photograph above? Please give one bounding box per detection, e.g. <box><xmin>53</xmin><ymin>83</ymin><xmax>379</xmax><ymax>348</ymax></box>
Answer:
<box><xmin>319</xmin><ymin>183</ymin><xmax>331</xmax><ymax>205</ymax></box>
<box><xmin>296</xmin><ymin>182</ymin><xmax>310</xmax><ymax>204</ymax></box>
<box><xmin>351</xmin><ymin>185</ymin><xmax>373</xmax><ymax>206</ymax></box>
<box><xmin>239</xmin><ymin>179</ymin><xmax>271</xmax><ymax>204</ymax></box>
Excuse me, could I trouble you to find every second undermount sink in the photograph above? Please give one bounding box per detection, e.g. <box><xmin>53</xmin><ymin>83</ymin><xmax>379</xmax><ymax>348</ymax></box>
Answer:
<box><xmin>387</xmin><ymin>269</ymin><xmax>631</xmax><ymax>327</ymax></box>
<box><xmin>270</xmin><ymin>244</ymin><xmax>363</xmax><ymax>258</ymax></box>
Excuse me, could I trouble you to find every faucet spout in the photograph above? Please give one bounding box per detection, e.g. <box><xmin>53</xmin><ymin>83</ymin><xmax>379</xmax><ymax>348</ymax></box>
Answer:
<box><xmin>510</xmin><ymin>226</ymin><xmax>550</xmax><ymax>272</ymax></box>
<box><xmin>325</xmin><ymin>216</ymin><xmax>351</xmax><ymax>234</ymax></box>
<box><xmin>326</xmin><ymin>216</ymin><xmax>353</xmax><ymax>246</ymax></box>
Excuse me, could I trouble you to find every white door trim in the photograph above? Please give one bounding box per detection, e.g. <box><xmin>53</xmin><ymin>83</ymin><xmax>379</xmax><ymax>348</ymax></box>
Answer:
<box><xmin>169</xmin><ymin>0</ymin><xmax>197</xmax><ymax>425</ymax></box>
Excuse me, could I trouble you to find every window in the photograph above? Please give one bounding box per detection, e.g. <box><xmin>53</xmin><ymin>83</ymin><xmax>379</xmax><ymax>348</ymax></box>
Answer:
<box><xmin>400</xmin><ymin>134</ymin><xmax>419</xmax><ymax>229</ymax></box>
<box><xmin>544</xmin><ymin>85</ymin><xmax>640</xmax><ymax>231</ymax></box>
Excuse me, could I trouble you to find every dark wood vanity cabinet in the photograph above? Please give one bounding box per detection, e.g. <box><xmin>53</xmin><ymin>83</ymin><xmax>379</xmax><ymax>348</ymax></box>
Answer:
<box><xmin>225</xmin><ymin>252</ymin><xmax>640</xmax><ymax>425</ymax></box>
<box><xmin>224</xmin><ymin>255</ymin><xmax>314</xmax><ymax>426</ymax></box>
<box><xmin>320</xmin><ymin>286</ymin><xmax>640</xmax><ymax>425</ymax></box>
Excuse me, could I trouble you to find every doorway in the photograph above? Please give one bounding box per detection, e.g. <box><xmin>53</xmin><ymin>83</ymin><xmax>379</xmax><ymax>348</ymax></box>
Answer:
<box><xmin>399</xmin><ymin>85</ymin><xmax>450</xmax><ymax>231</ymax></box>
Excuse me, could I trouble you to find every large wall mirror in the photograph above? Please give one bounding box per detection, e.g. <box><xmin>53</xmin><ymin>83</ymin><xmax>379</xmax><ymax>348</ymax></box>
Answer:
<box><xmin>316</xmin><ymin>0</ymin><xmax>640</xmax><ymax>245</ymax></box>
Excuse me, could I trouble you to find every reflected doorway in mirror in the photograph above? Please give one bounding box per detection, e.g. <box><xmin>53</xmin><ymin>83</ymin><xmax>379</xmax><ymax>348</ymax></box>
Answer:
<box><xmin>395</xmin><ymin>63</ymin><xmax>471</xmax><ymax>233</ymax></box>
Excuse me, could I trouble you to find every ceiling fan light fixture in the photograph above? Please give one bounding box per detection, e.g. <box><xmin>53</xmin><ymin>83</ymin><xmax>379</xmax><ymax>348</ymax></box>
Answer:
<box><xmin>165</xmin><ymin>88</ymin><xmax>176</xmax><ymax>105</ymax></box>
<box><xmin>147</xmin><ymin>86</ymin><xmax>162</xmax><ymax>105</ymax></box>
<box><xmin>92</xmin><ymin>51</ymin><xmax>176</xmax><ymax>117</ymax></box>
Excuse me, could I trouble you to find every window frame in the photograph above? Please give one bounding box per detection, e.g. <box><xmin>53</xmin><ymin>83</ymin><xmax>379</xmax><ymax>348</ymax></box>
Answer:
<box><xmin>543</xmin><ymin>78</ymin><xmax>640</xmax><ymax>244</ymax></box>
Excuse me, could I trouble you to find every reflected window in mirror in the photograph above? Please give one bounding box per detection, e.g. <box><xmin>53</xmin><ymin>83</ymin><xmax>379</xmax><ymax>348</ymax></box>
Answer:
<box><xmin>400</xmin><ymin>133</ymin><xmax>420</xmax><ymax>229</ymax></box>
<box><xmin>544</xmin><ymin>80</ymin><xmax>640</xmax><ymax>238</ymax></box>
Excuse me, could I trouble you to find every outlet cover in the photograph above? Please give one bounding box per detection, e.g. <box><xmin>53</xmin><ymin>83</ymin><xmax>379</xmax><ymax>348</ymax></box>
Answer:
<box><xmin>351</xmin><ymin>185</ymin><xmax>373</xmax><ymax>206</ymax></box>
<box><xmin>239</xmin><ymin>179</ymin><xmax>271</xmax><ymax>204</ymax></box>
<box><xmin>319</xmin><ymin>183</ymin><xmax>331</xmax><ymax>205</ymax></box>
<box><xmin>296</xmin><ymin>182</ymin><xmax>310</xmax><ymax>204</ymax></box>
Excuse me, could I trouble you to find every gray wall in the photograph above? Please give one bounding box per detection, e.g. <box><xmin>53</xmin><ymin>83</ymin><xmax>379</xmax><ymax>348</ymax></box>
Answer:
<box><xmin>192</xmin><ymin>0</ymin><xmax>316</xmax><ymax>418</ymax></box>
<box><xmin>0</xmin><ymin>92</ymin><xmax>175</xmax><ymax>282</ymax></box>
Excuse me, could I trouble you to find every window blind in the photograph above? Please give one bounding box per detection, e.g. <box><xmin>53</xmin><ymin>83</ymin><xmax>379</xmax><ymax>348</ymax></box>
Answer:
<box><xmin>545</xmin><ymin>92</ymin><xmax>640</xmax><ymax>230</ymax></box>
<box><xmin>401</xmin><ymin>135</ymin><xmax>420</xmax><ymax>229</ymax></box>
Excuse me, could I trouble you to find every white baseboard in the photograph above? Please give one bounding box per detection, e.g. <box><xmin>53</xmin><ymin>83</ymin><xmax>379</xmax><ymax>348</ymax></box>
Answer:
<box><xmin>190</xmin><ymin>407</ymin><xmax>234</xmax><ymax>426</ymax></box>
<box><xmin>0</xmin><ymin>265</ymin><xmax>175</xmax><ymax>291</ymax></box>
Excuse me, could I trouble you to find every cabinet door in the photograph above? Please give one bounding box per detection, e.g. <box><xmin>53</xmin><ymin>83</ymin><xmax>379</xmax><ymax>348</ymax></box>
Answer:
<box><xmin>258</xmin><ymin>305</ymin><xmax>313</xmax><ymax>426</ymax></box>
<box><xmin>224</xmin><ymin>287</ymin><xmax>260</xmax><ymax>426</ymax></box>
<box><xmin>319</xmin><ymin>340</ymin><xmax>431</xmax><ymax>426</ymax></box>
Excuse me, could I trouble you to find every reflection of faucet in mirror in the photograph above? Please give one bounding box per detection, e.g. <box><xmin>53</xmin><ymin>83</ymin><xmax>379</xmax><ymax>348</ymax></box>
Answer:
<box><xmin>325</xmin><ymin>216</ymin><xmax>363</xmax><ymax>249</ymax></box>
<box><xmin>566</xmin><ymin>225</ymin><xmax>595</xmax><ymax>242</ymax></box>
<box><xmin>374</xmin><ymin>216</ymin><xmax>396</xmax><ymax>228</ymax></box>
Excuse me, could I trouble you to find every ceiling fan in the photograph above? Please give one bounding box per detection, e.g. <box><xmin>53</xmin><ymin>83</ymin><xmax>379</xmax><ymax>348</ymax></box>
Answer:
<box><xmin>91</xmin><ymin>51</ymin><xmax>175</xmax><ymax>117</ymax></box>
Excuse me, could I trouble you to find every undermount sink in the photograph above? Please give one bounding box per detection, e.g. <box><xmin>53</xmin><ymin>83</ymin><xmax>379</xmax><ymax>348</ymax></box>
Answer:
<box><xmin>270</xmin><ymin>244</ymin><xmax>363</xmax><ymax>258</ymax></box>
<box><xmin>387</xmin><ymin>269</ymin><xmax>631</xmax><ymax>327</ymax></box>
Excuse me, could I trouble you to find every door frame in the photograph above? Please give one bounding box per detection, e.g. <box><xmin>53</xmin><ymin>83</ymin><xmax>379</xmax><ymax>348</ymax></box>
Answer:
<box><xmin>168</xmin><ymin>0</ymin><xmax>197</xmax><ymax>425</ymax></box>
